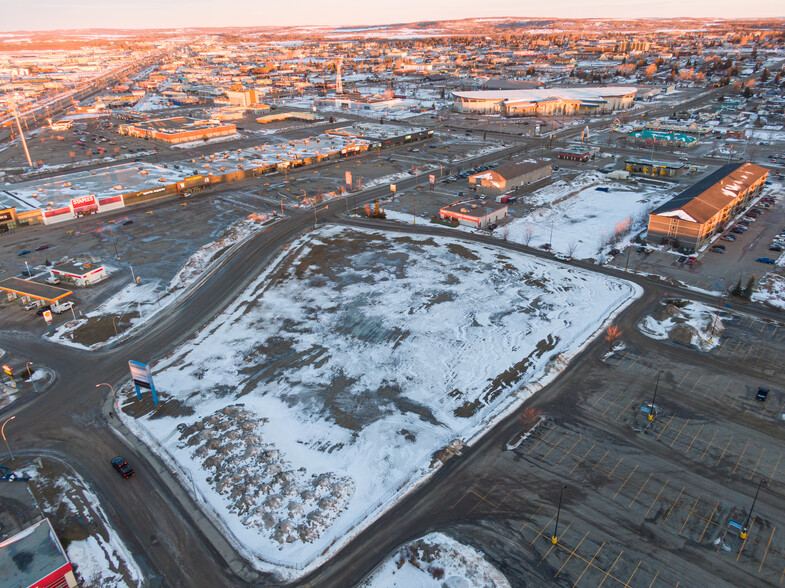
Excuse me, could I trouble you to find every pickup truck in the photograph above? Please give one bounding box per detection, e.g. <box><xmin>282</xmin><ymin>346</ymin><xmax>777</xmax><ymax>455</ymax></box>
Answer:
<box><xmin>51</xmin><ymin>300</ymin><xmax>74</xmax><ymax>314</ymax></box>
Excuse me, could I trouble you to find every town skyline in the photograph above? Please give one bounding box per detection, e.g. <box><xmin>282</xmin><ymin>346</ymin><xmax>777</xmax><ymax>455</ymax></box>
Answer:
<box><xmin>2</xmin><ymin>2</ymin><xmax>784</xmax><ymax>32</ymax></box>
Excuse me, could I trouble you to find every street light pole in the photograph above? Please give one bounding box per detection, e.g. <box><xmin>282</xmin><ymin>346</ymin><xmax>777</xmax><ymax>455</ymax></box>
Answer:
<box><xmin>649</xmin><ymin>371</ymin><xmax>662</xmax><ymax>421</ymax></box>
<box><xmin>740</xmin><ymin>479</ymin><xmax>767</xmax><ymax>540</ymax></box>
<box><xmin>26</xmin><ymin>362</ymin><xmax>37</xmax><ymax>393</ymax></box>
<box><xmin>1</xmin><ymin>416</ymin><xmax>16</xmax><ymax>459</ymax></box>
<box><xmin>95</xmin><ymin>382</ymin><xmax>117</xmax><ymax>408</ymax></box>
<box><xmin>112</xmin><ymin>315</ymin><xmax>119</xmax><ymax>336</ymax></box>
<box><xmin>552</xmin><ymin>484</ymin><xmax>567</xmax><ymax>544</ymax></box>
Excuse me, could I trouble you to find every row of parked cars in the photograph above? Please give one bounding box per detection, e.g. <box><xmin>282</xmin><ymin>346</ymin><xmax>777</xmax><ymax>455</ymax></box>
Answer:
<box><xmin>712</xmin><ymin>197</ymin><xmax>780</xmax><ymax>264</ymax></box>
<box><xmin>441</xmin><ymin>163</ymin><xmax>498</xmax><ymax>184</ymax></box>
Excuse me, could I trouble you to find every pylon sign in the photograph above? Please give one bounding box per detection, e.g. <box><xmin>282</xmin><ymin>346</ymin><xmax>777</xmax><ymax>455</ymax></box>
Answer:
<box><xmin>42</xmin><ymin>310</ymin><xmax>53</xmax><ymax>323</ymax></box>
<box><xmin>128</xmin><ymin>360</ymin><xmax>159</xmax><ymax>405</ymax></box>
<box><xmin>2</xmin><ymin>365</ymin><xmax>12</xmax><ymax>376</ymax></box>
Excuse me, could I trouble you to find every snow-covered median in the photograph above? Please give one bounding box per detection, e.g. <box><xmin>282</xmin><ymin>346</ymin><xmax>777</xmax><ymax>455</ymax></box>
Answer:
<box><xmin>124</xmin><ymin>225</ymin><xmax>639</xmax><ymax>579</ymax></box>
<box><xmin>638</xmin><ymin>299</ymin><xmax>725</xmax><ymax>351</ymax></box>
<box><xmin>361</xmin><ymin>532</ymin><xmax>510</xmax><ymax>588</ymax></box>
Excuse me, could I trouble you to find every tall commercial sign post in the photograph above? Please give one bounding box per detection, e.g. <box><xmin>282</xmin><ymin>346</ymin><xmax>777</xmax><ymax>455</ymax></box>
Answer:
<box><xmin>429</xmin><ymin>174</ymin><xmax>436</xmax><ymax>190</ymax></box>
<box><xmin>345</xmin><ymin>171</ymin><xmax>352</xmax><ymax>192</ymax></box>
<box><xmin>2</xmin><ymin>365</ymin><xmax>15</xmax><ymax>389</ymax></box>
<box><xmin>128</xmin><ymin>360</ymin><xmax>159</xmax><ymax>405</ymax></box>
<box><xmin>42</xmin><ymin>309</ymin><xmax>54</xmax><ymax>336</ymax></box>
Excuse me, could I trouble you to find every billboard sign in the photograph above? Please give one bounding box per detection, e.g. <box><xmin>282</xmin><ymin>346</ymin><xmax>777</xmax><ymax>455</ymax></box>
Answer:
<box><xmin>70</xmin><ymin>194</ymin><xmax>97</xmax><ymax>210</ymax></box>
<box><xmin>390</xmin><ymin>184</ymin><xmax>397</xmax><ymax>193</ymax></box>
<box><xmin>429</xmin><ymin>174</ymin><xmax>436</xmax><ymax>184</ymax></box>
<box><xmin>42</xmin><ymin>310</ymin><xmax>53</xmax><ymax>323</ymax></box>
<box><xmin>0</xmin><ymin>209</ymin><xmax>14</xmax><ymax>223</ymax></box>
<box><xmin>128</xmin><ymin>360</ymin><xmax>159</xmax><ymax>405</ymax></box>
<box><xmin>345</xmin><ymin>171</ymin><xmax>352</xmax><ymax>187</ymax></box>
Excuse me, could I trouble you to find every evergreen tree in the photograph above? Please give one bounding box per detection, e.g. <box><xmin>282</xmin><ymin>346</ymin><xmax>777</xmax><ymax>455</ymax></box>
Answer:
<box><xmin>742</xmin><ymin>275</ymin><xmax>756</xmax><ymax>299</ymax></box>
<box><xmin>731</xmin><ymin>279</ymin><xmax>743</xmax><ymax>297</ymax></box>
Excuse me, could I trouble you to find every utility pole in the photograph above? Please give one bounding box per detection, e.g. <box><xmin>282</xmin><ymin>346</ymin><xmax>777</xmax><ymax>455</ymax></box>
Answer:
<box><xmin>552</xmin><ymin>484</ymin><xmax>567</xmax><ymax>544</ymax></box>
<box><xmin>740</xmin><ymin>479</ymin><xmax>767</xmax><ymax>540</ymax></box>
<box><xmin>649</xmin><ymin>370</ymin><xmax>662</xmax><ymax>421</ymax></box>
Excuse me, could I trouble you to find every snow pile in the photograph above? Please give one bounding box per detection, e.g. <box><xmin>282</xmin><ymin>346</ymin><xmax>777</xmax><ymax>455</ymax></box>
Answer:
<box><xmin>169</xmin><ymin>213</ymin><xmax>271</xmax><ymax>291</ymax></box>
<box><xmin>638</xmin><ymin>299</ymin><xmax>725</xmax><ymax>350</ymax></box>
<box><xmin>132</xmin><ymin>225</ymin><xmax>638</xmax><ymax>575</ymax></box>
<box><xmin>179</xmin><ymin>405</ymin><xmax>353</xmax><ymax>545</ymax></box>
<box><xmin>361</xmin><ymin>532</ymin><xmax>510</xmax><ymax>588</ymax></box>
<box><xmin>506</xmin><ymin>172</ymin><xmax>677</xmax><ymax>259</ymax></box>
<box><xmin>752</xmin><ymin>273</ymin><xmax>785</xmax><ymax>310</ymax></box>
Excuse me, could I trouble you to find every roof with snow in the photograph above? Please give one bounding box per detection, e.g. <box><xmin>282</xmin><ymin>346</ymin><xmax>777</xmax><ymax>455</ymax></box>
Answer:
<box><xmin>651</xmin><ymin>162</ymin><xmax>769</xmax><ymax>224</ymax></box>
<box><xmin>453</xmin><ymin>86</ymin><xmax>637</xmax><ymax>103</ymax></box>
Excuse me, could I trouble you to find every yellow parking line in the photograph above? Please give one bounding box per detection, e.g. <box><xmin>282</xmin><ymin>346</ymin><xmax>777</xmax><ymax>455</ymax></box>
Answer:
<box><xmin>615</xmin><ymin>398</ymin><xmax>637</xmax><ymax>422</ymax></box>
<box><xmin>583</xmin><ymin>450</ymin><xmax>609</xmax><ymax>483</ymax></box>
<box><xmin>736</xmin><ymin>517</ymin><xmax>755</xmax><ymax>562</ymax></box>
<box><xmin>608</xmin><ymin>457</ymin><xmax>624</xmax><ymax>480</ymax></box>
<box><xmin>771</xmin><ymin>453</ymin><xmax>783</xmax><ymax>482</ymax></box>
<box><xmin>647</xmin><ymin>570</ymin><xmax>660</xmax><ymax>588</ymax></box>
<box><xmin>670</xmin><ymin>419</ymin><xmax>690</xmax><ymax>447</ymax></box>
<box><xmin>716</xmin><ymin>337</ymin><xmax>730</xmax><ymax>354</ymax></box>
<box><xmin>749</xmin><ymin>448</ymin><xmax>765</xmax><ymax>480</ymax></box>
<box><xmin>540</xmin><ymin>521</ymin><xmax>573</xmax><ymax>561</ymax></box>
<box><xmin>557</xmin><ymin>437</ymin><xmax>584</xmax><ymax>465</ymax></box>
<box><xmin>662</xmin><ymin>486</ymin><xmax>685</xmax><ymax>525</ymax></box>
<box><xmin>629</xmin><ymin>473</ymin><xmax>653</xmax><ymax>508</ymax></box>
<box><xmin>646</xmin><ymin>480</ymin><xmax>669</xmax><ymax>517</ymax></box>
<box><xmin>700</xmin><ymin>430</ymin><xmax>718</xmax><ymax>462</ymax></box>
<box><xmin>518</xmin><ymin>505</ymin><xmax>542</xmax><ymax>532</ymax></box>
<box><xmin>570</xmin><ymin>444</ymin><xmax>595</xmax><ymax>475</ymax></box>
<box><xmin>732</xmin><ymin>440</ymin><xmax>750</xmax><ymax>474</ymax></box>
<box><xmin>702</xmin><ymin>374</ymin><xmax>720</xmax><ymax>398</ymax></box>
<box><xmin>677</xmin><ymin>368</ymin><xmax>693</xmax><ymax>388</ymax></box>
<box><xmin>614</xmin><ymin>465</ymin><xmax>638</xmax><ymax>499</ymax></box>
<box><xmin>554</xmin><ymin>529</ymin><xmax>588</xmax><ymax>576</ymax></box>
<box><xmin>680</xmin><ymin>493</ymin><xmax>702</xmax><ymax>533</ymax></box>
<box><xmin>684</xmin><ymin>424</ymin><xmax>705</xmax><ymax>455</ymax></box>
<box><xmin>572</xmin><ymin>541</ymin><xmax>605</xmax><ymax>587</ymax></box>
<box><xmin>589</xmin><ymin>388</ymin><xmax>612</xmax><ymax>410</ymax></box>
<box><xmin>532</xmin><ymin>513</ymin><xmax>557</xmax><ymax>545</ymax></box>
<box><xmin>625</xmin><ymin>561</ymin><xmax>642</xmax><ymax>587</ymax></box>
<box><xmin>715</xmin><ymin>434</ymin><xmax>735</xmax><ymax>466</ymax></box>
<box><xmin>759</xmin><ymin>527</ymin><xmax>776</xmax><ymax>573</ymax></box>
<box><xmin>698</xmin><ymin>502</ymin><xmax>719</xmax><ymax>543</ymax></box>
<box><xmin>540</xmin><ymin>434</ymin><xmax>569</xmax><ymax>461</ymax></box>
<box><xmin>597</xmin><ymin>551</ymin><xmax>624</xmax><ymax>587</ymax></box>
<box><xmin>526</xmin><ymin>427</ymin><xmax>557</xmax><ymax>455</ymax></box>
<box><xmin>602</xmin><ymin>389</ymin><xmax>628</xmax><ymax>415</ymax></box>
<box><xmin>450</xmin><ymin>473</ymin><xmax>488</xmax><ymax>509</ymax></box>
<box><xmin>656</xmin><ymin>416</ymin><xmax>675</xmax><ymax>441</ymax></box>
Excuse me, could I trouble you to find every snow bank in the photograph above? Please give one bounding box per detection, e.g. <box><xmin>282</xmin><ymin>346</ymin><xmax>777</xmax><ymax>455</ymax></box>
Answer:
<box><xmin>638</xmin><ymin>299</ymin><xmax>725</xmax><ymax>351</ymax></box>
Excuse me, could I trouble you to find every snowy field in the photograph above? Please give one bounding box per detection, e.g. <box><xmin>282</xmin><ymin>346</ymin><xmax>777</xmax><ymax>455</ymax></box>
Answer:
<box><xmin>505</xmin><ymin>172</ymin><xmax>678</xmax><ymax>259</ymax></box>
<box><xmin>361</xmin><ymin>532</ymin><xmax>510</xmax><ymax>588</ymax></box>
<box><xmin>753</xmin><ymin>273</ymin><xmax>785</xmax><ymax>310</ymax></box>
<box><xmin>125</xmin><ymin>225</ymin><xmax>638</xmax><ymax>578</ymax></box>
<box><xmin>638</xmin><ymin>299</ymin><xmax>725</xmax><ymax>351</ymax></box>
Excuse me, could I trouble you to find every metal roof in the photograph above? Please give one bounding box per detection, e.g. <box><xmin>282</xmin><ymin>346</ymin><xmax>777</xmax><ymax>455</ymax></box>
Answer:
<box><xmin>0</xmin><ymin>278</ymin><xmax>73</xmax><ymax>302</ymax></box>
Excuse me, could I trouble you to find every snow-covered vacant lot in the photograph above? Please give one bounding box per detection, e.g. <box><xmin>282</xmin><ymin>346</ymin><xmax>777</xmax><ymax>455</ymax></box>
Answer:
<box><xmin>130</xmin><ymin>225</ymin><xmax>638</xmax><ymax>578</ymax></box>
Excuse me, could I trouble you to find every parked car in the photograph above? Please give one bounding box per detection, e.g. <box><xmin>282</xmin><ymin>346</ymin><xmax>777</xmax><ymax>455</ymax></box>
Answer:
<box><xmin>36</xmin><ymin>305</ymin><xmax>51</xmax><ymax>316</ymax></box>
<box><xmin>34</xmin><ymin>244</ymin><xmax>49</xmax><ymax>251</ymax></box>
<box><xmin>111</xmin><ymin>457</ymin><xmax>135</xmax><ymax>479</ymax></box>
<box><xmin>721</xmin><ymin>235</ymin><xmax>736</xmax><ymax>241</ymax></box>
<box><xmin>23</xmin><ymin>301</ymin><xmax>38</xmax><ymax>311</ymax></box>
<box><xmin>554</xmin><ymin>253</ymin><xmax>572</xmax><ymax>262</ymax></box>
<box><xmin>756</xmin><ymin>387</ymin><xmax>769</xmax><ymax>402</ymax></box>
<box><xmin>686</xmin><ymin>256</ymin><xmax>697</xmax><ymax>265</ymax></box>
<box><xmin>731</xmin><ymin>228</ymin><xmax>745</xmax><ymax>235</ymax></box>
<box><xmin>676</xmin><ymin>255</ymin><xmax>688</xmax><ymax>263</ymax></box>
<box><xmin>18</xmin><ymin>249</ymin><xmax>31</xmax><ymax>256</ymax></box>
<box><xmin>45</xmin><ymin>275</ymin><xmax>61</xmax><ymax>285</ymax></box>
<box><xmin>51</xmin><ymin>300</ymin><xmax>74</xmax><ymax>314</ymax></box>
<box><xmin>609</xmin><ymin>248</ymin><xmax>620</xmax><ymax>257</ymax></box>
<box><xmin>770</xmin><ymin>245</ymin><xmax>783</xmax><ymax>252</ymax></box>
<box><xmin>756</xmin><ymin>257</ymin><xmax>776</xmax><ymax>264</ymax></box>
<box><xmin>710</xmin><ymin>246</ymin><xmax>725</xmax><ymax>253</ymax></box>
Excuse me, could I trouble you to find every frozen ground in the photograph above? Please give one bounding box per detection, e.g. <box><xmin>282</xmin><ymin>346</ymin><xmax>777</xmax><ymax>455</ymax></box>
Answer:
<box><xmin>361</xmin><ymin>532</ymin><xmax>510</xmax><ymax>588</ymax></box>
<box><xmin>123</xmin><ymin>225</ymin><xmax>638</xmax><ymax>578</ymax></box>
<box><xmin>23</xmin><ymin>463</ymin><xmax>142</xmax><ymax>587</ymax></box>
<box><xmin>53</xmin><ymin>212</ymin><xmax>274</xmax><ymax>348</ymax></box>
<box><xmin>505</xmin><ymin>172</ymin><xmax>678</xmax><ymax>260</ymax></box>
<box><xmin>638</xmin><ymin>299</ymin><xmax>725</xmax><ymax>351</ymax></box>
<box><xmin>753</xmin><ymin>273</ymin><xmax>785</xmax><ymax>310</ymax></box>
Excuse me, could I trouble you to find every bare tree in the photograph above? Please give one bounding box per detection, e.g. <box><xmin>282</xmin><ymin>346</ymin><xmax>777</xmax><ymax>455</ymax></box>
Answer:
<box><xmin>567</xmin><ymin>241</ymin><xmax>578</xmax><ymax>257</ymax></box>
<box><xmin>500</xmin><ymin>226</ymin><xmax>509</xmax><ymax>241</ymax></box>
<box><xmin>522</xmin><ymin>227</ymin><xmax>534</xmax><ymax>246</ymax></box>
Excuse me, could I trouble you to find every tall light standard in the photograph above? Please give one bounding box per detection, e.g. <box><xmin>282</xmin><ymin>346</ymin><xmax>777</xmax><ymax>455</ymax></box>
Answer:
<box><xmin>649</xmin><ymin>370</ymin><xmax>662</xmax><ymax>421</ymax></box>
<box><xmin>24</xmin><ymin>260</ymin><xmax>31</xmax><ymax>277</ymax></box>
<box><xmin>552</xmin><ymin>484</ymin><xmax>567</xmax><ymax>544</ymax></box>
<box><xmin>740</xmin><ymin>479</ymin><xmax>767</xmax><ymax>540</ymax></box>
<box><xmin>1</xmin><ymin>416</ymin><xmax>16</xmax><ymax>459</ymax></box>
<box><xmin>112</xmin><ymin>315</ymin><xmax>120</xmax><ymax>336</ymax></box>
<box><xmin>95</xmin><ymin>382</ymin><xmax>117</xmax><ymax>408</ymax></box>
<box><xmin>26</xmin><ymin>362</ymin><xmax>37</xmax><ymax>393</ymax></box>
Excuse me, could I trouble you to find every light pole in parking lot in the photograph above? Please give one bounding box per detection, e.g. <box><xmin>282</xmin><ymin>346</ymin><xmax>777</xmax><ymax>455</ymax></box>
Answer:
<box><xmin>552</xmin><ymin>483</ymin><xmax>567</xmax><ymax>544</ymax></box>
<box><xmin>1</xmin><ymin>416</ymin><xmax>16</xmax><ymax>459</ymax></box>
<box><xmin>649</xmin><ymin>370</ymin><xmax>662</xmax><ymax>421</ymax></box>
<box><xmin>112</xmin><ymin>315</ymin><xmax>120</xmax><ymax>336</ymax></box>
<box><xmin>740</xmin><ymin>479</ymin><xmax>767</xmax><ymax>540</ymax></box>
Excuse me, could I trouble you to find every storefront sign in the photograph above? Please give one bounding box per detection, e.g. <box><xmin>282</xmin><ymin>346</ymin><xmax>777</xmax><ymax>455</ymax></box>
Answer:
<box><xmin>70</xmin><ymin>195</ymin><xmax>97</xmax><ymax>210</ymax></box>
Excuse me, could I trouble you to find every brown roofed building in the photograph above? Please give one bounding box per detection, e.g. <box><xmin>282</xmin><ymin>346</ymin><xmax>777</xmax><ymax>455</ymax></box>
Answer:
<box><xmin>468</xmin><ymin>160</ymin><xmax>551</xmax><ymax>196</ymax></box>
<box><xmin>647</xmin><ymin>162</ymin><xmax>769</xmax><ymax>252</ymax></box>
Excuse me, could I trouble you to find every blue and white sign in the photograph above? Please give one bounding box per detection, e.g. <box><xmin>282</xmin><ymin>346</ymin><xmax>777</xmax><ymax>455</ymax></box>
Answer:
<box><xmin>128</xmin><ymin>360</ymin><xmax>159</xmax><ymax>405</ymax></box>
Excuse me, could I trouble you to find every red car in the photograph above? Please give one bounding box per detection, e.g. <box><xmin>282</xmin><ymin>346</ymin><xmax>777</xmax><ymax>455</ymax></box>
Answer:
<box><xmin>686</xmin><ymin>256</ymin><xmax>697</xmax><ymax>265</ymax></box>
<box><xmin>35</xmin><ymin>244</ymin><xmax>49</xmax><ymax>251</ymax></box>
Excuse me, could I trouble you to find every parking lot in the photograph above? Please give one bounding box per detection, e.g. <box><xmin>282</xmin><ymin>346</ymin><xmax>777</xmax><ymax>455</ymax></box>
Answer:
<box><xmin>435</xmin><ymin>296</ymin><xmax>785</xmax><ymax>587</ymax></box>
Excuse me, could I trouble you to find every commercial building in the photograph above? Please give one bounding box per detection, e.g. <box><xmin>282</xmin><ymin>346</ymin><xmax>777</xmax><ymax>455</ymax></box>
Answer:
<box><xmin>225</xmin><ymin>88</ymin><xmax>258</xmax><ymax>107</ymax></box>
<box><xmin>452</xmin><ymin>87</ymin><xmax>636</xmax><ymax>117</ymax></box>
<box><xmin>0</xmin><ymin>483</ymin><xmax>78</xmax><ymax>588</ymax></box>
<box><xmin>326</xmin><ymin>123</ymin><xmax>433</xmax><ymax>147</ymax></box>
<box><xmin>625</xmin><ymin>158</ymin><xmax>685</xmax><ymax>178</ymax></box>
<box><xmin>0</xmin><ymin>207</ymin><xmax>19</xmax><ymax>232</ymax></box>
<box><xmin>469</xmin><ymin>160</ymin><xmax>551</xmax><ymax>196</ymax></box>
<box><xmin>647</xmin><ymin>162</ymin><xmax>769</xmax><ymax>252</ymax></box>
<box><xmin>556</xmin><ymin>147</ymin><xmax>592</xmax><ymax>162</ymax></box>
<box><xmin>50</xmin><ymin>262</ymin><xmax>108</xmax><ymax>287</ymax></box>
<box><xmin>439</xmin><ymin>200</ymin><xmax>508</xmax><ymax>229</ymax></box>
<box><xmin>118</xmin><ymin>116</ymin><xmax>237</xmax><ymax>145</ymax></box>
<box><xmin>0</xmin><ymin>277</ymin><xmax>73</xmax><ymax>306</ymax></box>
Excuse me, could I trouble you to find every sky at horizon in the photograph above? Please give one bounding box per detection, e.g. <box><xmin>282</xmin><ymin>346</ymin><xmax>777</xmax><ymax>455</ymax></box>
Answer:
<box><xmin>1</xmin><ymin>0</ymin><xmax>783</xmax><ymax>32</ymax></box>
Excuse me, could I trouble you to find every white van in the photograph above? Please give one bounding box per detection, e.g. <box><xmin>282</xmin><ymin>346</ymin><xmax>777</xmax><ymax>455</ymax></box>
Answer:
<box><xmin>51</xmin><ymin>300</ymin><xmax>74</xmax><ymax>314</ymax></box>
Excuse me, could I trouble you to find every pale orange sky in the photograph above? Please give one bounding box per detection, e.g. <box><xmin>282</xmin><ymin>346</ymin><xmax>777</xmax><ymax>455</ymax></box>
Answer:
<box><xmin>2</xmin><ymin>0</ymin><xmax>783</xmax><ymax>31</ymax></box>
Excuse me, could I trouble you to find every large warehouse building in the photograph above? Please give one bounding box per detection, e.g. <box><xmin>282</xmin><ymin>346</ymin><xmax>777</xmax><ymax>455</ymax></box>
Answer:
<box><xmin>452</xmin><ymin>86</ymin><xmax>636</xmax><ymax>117</ymax></box>
<box><xmin>118</xmin><ymin>116</ymin><xmax>237</xmax><ymax>145</ymax></box>
<box><xmin>646</xmin><ymin>162</ymin><xmax>769</xmax><ymax>252</ymax></box>
<box><xmin>469</xmin><ymin>160</ymin><xmax>551</xmax><ymax>196</ymax></box>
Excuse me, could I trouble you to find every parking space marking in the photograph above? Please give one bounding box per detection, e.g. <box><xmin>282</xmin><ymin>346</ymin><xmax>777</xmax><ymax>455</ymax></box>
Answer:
<box><xmin>749</xmin><ymin>448</ymin><xmax>765</xmax><ymax>480</ymax></box>
<box><xmin>662</xmin><ymin>486</ymin><xmax>685</xmax><ymax>525</ymax></box>
<box><xmin>466</xmin><ymin>481</ymin><xmax>501</xmax><ymax>515</ymax></box>
<box><xmin>700</xmin><ymin>430</ymin><xmax>718</xmax><ymax>462</ymax></box>
<box><xmin>698</xmin><ymin>502</ymin><xmax>720</xmax><ymax>543</ymax></box>
<box><xmin>517</xmin><ymin>505</ymin><xmax>542</xmax><ymax>533</ymax></box>
<box><xmin>759</xmin><ymin>527</ymin><xmax>776</xmax><ymax>573</ymax></box>
<box><xmin>553</xmin><ymin>529</ymin><xmax>588</xmax><ymax>575</ymax></box>
<box><xmin>597</xmin><ymin>550</ymin><xmax>623</xmax><ymax>587</ymax></box>
<box><xmin>526</xmin><ymin>427</ymin><xmax>558</xmax><ymax>455</ymax></box>
<box><xmin>670</xmin><ymin>419</ymin><xmax>690</xmax><ymax>447</ymax></box>
<box><xmin>771</xmin><ymin>453</ymin><xmax>783</xmax><ymax>482</ymax></box>
<box><xmin>540</xmin><ymin>434</ymin><xmax>569</xmax><ymax>462</ymax></box>
<box><xmin>625</xmin><ymin>561</ymin><xmax>642</xmax><ymax>586</ymax></box>
<box><xmin>677</xmin><ymin>368</ymin><xmax>694</xmax><ymax>388</ymax></box>
<box><xmin>614</xmin><ymin>465</ymin><xmax>638</xmax><ymax>499</ymax></box>
<box><xmin>450</xmin><ymin>472</ymin><xmax>488</xmax><ymax>509</ymax></box>
<box><xmin>715</xmin><ymin>434</ymin><xmax>735</xmax><ymax>466</ymax></box>
<box><xmin>540</xmin><ymin>521</ymin><xmax>573</xmax><ymax>562</ymax></box>
<box><xmin>732</xmin><ymin>440</ymin><xmax>750</xmax><ymax>474</ymax></box>
<box><xmin>656</xmin><ymin>416</ymin><xmax>675</xmax><ymax>441</ymax></box>
<box><xmin>629</xmin><ymin>473</ymin><xmax>653</xmax><ymax>508</ymax></box>
<box><xmin>736</xmin><ymin>517</ymin><xmax>755</xmax><ymax>562</ymax></box>
<box><xmin>607</xmin><ymin>457</ymin><xmax>624</xmax><ymax>480</ymax></box>
<box><xmin>572</xmin><ymin>541</ymin><xmax>605</xmax><ymax>587</ymax></box>
<box><xmin>569</xmin><ymin>444</ymin><xmax>595</xmax><ymax>475</ymax></box>
<box><xmin>589</xmin><ymin>388</ymin><xmax>612</xmax><ymax>410</ymax></box>
<box><xmin>615</xmin><ymin>398</ymin><xmax>637</xmax><ymax>422</ymax></box>
<box><xmin>680</xmin><ymin>493</ymin><xmax>702</xmax><ymax>533</ymax></box>
<box><xmin>717</xmin><ymin>379</ymin><xmax>734</xmax><ymax>401</ymax></box>
<box><xmin>647</xmin><ymin>570</ymin><xmax>660</xmax><ymax>588</ymax></box>
<box><xmin>582</xmin><ymin>450</ymin><xmax>609</xmax><ymax>483</ymax></box>
<box><xmin>715</xmin><ymin>338</ymin><xmax>730</xmax><ymax>355</ymax></box>
<box><xmin>646</xmin><ymin>480</ymin><xmax>669</xmax><ymax>518</ymax></box>
<box><xmin>684</xmin><ymin>424</ymin><xmax>704</xmax><ymax>455</ymax></box>
<box><xmin>602</xmin><ymin>389</ymin><xmax>628</xmax><ymax>416</ymax></box>
<box><xmin>532</xmin><ymin>513</ymin><xmax>557</xmax><ymax>545</ymax></box>
<box><xmin>701</xmin><ymin>374</ymin><xmax>719</xmax><ymax>398</ymax></box>
<box><xmin>741</xmin><ymin>344</ymin><xmax>755</xmax><ymax>364</ymax></box>
<box><xmin>557</xmin><ymin>437</ymin><xmax>584</xmax><ymax>465</ymax></box>
<box><xmin>625</xmin><ymin>353</ymin><xmax>642</xmax><ymax>372</ymax></box>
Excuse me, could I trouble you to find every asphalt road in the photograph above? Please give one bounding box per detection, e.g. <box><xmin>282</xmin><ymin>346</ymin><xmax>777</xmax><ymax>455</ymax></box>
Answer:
<box><xmin>1</xmin><ymin>112</ymin><xmax>781</xmax><ymax>586</ymax></box>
